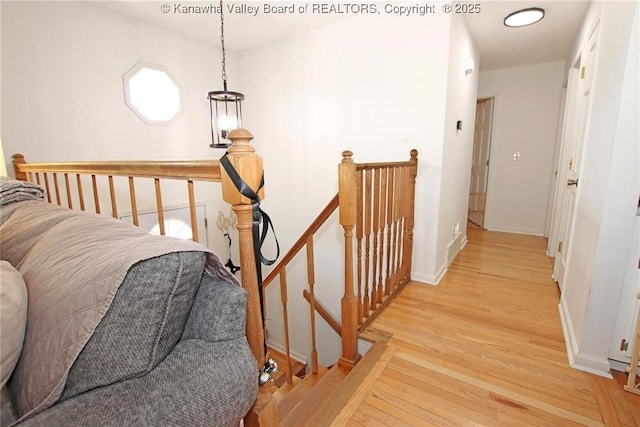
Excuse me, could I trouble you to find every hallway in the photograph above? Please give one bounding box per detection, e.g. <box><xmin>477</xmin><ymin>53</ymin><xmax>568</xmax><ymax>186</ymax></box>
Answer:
<box><xmin>332</xmin><ymin>228</ymin><xmax>640</xmax><ymax>426</ymax></box>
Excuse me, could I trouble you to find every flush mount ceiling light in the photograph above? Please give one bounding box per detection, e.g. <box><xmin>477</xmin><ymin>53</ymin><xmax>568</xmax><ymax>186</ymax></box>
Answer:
<box><xmin>504</xmin><ymin>7</ymin><xmax>545</xmax><ymax>27</ymax></box>
<box><xmin>207</xmin><ymin>0</ymin><xmax>244</xmax><ymax>149</ymax></box>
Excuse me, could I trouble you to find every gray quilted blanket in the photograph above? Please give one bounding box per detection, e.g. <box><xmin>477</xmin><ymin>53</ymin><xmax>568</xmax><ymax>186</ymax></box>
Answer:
<box><xmin>0</xmin><ymin>178</ymin><xmax>46</xmax><ymax>206</ymax></box>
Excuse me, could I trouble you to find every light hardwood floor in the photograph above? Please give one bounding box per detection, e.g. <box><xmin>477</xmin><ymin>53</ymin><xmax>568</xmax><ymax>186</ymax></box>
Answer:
<box><xmin>332</xmin><ymin>228</ymin><xmax>640</xmax><ymax>426</ymax></box>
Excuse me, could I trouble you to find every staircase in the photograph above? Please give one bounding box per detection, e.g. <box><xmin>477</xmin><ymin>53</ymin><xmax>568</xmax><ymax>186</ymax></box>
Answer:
<box><xmin>270</xmin><ymin>341</ymin><xmax>388</xmax><ymax>426</ymax></box>
<box><xmin>245</xmin><ymin>149</ymin><xmax>418</xmax><ymax>426</ymax></box>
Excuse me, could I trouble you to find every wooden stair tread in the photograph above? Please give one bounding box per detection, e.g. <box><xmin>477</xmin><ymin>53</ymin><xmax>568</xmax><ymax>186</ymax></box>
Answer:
<box><xmin>274</xmin><ymin>365</ymin><xmax>330</xmax><ymax>416</ymax></box>
<box><xmin>278</xmin><ymin>364</ymin><xmax>350</xmax><ymax>427</ymax></box>
<box><xmin>304</xmin><ymin>341</ymin><xmax>388</xmax><ymax>426</ymax></box>
<box><xmin>271</xmin><ymin>341</ymin><xmax>389</xmax><ymax>426</ymax></box>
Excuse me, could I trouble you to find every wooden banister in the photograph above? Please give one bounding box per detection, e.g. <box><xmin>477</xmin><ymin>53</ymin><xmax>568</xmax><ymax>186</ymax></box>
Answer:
<box><xmin>13</xmin><ymin>155</ymin><xmax>222</xmax><ymax>181</ymax></box>
<box><xmin>263</xmin><ymin>194</ymin><xmax>339</xmax><ymax>287</ymax></box>
<box><xmin>350</xmin><ymin>150</ymin><xmax>418</xmax><ymax>333</ymax></box>
<box><xmin>12</xmin><ymin>146</ymin><xmax>418</xmax><ymax>427</ymax></box>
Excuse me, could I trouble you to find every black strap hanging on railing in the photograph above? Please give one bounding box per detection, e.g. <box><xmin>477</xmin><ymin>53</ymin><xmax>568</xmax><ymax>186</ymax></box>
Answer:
<box><xmin>220</xmin><ymin>154</ymin><xmax>280</xmax><ymax>360</ymax></box>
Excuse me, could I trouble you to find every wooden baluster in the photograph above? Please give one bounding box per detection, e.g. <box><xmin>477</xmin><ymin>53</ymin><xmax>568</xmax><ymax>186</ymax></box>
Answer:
<box><xmin>42</xmin><ymin>174</ymin><xmax>51</xmax><ymax>203</ymax></box>
<box><xmin>307</xmin><ymin>236</ymin><xmax>319</xmax><ymax>375</ymax></box>
<box><xmin>371</xmin><ymin>168</ymin><xmax>380</xmax><ymax>311</ymax></box>
<box><xmin>187</xmin><ymin>180</ymin><xmax>199</xmax><ymax>242</ymax></box>
<box><xmin>128</xmin><ymin>177</ymin><xmax>139</xmax><ymax>226</ymax></box>
<box><xmin>338</xmin><ymin>150</ymin><xmax>360</xmax><ymax>369</ymax></box>
<box><xmin>108</xmin><ymin>176</ymin><xmax>118</xmax><ymax>218</ymax></box>
<box><xmin>52</xmin><ymin>173</ymin><xmax>61</xmax><ymax>206</ymax></box>
<box><xmin>154</xmin><ymin>178</ymin><xmax>165</xmax><ymax>234</ymax></box>
<box><xmin>400</xmin><ymin>166</ymin><xmax>409</xmax><ymax>277</ymax></box>
<box><xmin>64</xmin><ymin>173</ymin><xmax>73</xmax><ymax>209</ymax></box>
<box><xmin>403</xmin><ymin>150</ymin><xmax>418</xmax><ymax>282</ymax></box>
<box><xmin>363</xmin><ymin>168</ymin><xmax>372</xmax><ymax>318</ymax></box>
<box><xmin>35</xmin><ymin>173</ymin><xmax>41</xmax><ymax>186</ymax></box>
<box><xmin>279</xmin><ymin>269</ymin><xmax>293</xmax><ymax>386</ymax></box>
<box><xmin>393</xmin><ymin>166</ymin><xmax>402</xmax><ymax>290</ymax></box>
<box><xmin>391</xmin><ymin>167</ymin><xmax>402</xmax><ymax>291</ymax></box>
<box><xmin>91</xmin><ymin>175</ymin><xmax>101</xmax><ymax>214</ymax></box>
<box><xmin>379</xmin><ymin>168</ymin><xmax>388</xmax><ymax>301</ymax></box>
<box><xmin>356</xmin><ymin>170</ymin><xmax>364</xmax><ymax>326</ymax></box>
<box><xmin>221</xmin><ymin>129</ymin><xmax>277</xmax><ymax>427</ymax></box>
<box><xmin>396</xmin><ymin>167</ymin><xmax>406</xmax><ymax>276</ymax></box>
<box><xmin>385</xmin><ymin>167</ymin><xmax>395</xmax><ymax>296</ymax></box>
<box><xmin>76</xmin><ymin>175</ymin><xmax>85</xmax><ymax>211</ymax></box>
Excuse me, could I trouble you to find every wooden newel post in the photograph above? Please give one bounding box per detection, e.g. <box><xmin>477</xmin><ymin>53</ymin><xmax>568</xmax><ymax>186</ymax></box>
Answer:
<box><xmin>338</xmin><ymin>150</ymin><xmax>361</xmax><ymax>369</ymax></box>
<box><xmin>220</xmin><ymin>129</ymin><xmax>278</xmax><ymax>427</ymax></box>
<box><xmin>12</xmin><ymin>154</ymin><xmax>27</xmax><ymax>181</ymax></box>
<box><xmin>402</xmin><ymin>149</ymin><xmax>418</xmax><ymax>282</ymax></box>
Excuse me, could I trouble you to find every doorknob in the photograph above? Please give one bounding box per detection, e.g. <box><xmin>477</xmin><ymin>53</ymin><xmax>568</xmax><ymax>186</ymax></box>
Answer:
<box><xmin>567</xmin><ymin>179</ymin><xmax>579</xmax><ymax>187</ymax></box>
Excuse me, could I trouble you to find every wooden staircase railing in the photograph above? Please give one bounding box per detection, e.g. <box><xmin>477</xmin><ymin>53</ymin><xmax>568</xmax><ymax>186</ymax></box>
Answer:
<box><xmin>263</xmin><ymin>194</ymin><xmax>340</xmax><ymax>382</ymax></box>
<box><xmin>13</xmin><ymin>141</ymin><xmax>418</xmax><ymax>426</ymax></box>
<box><xmin>338</xmin><ymin>149</ymin><xmax>419</xmax><ymax>365</ymax></box>
<box><xmin>260</xmin><ymin>149</ymin><xmax>418</xmax><ymax>423</ymax></box>
<box><xmin>351</xmin><ymin>150</ymin><xmax>419</xmax><ymax>332</ymax></box>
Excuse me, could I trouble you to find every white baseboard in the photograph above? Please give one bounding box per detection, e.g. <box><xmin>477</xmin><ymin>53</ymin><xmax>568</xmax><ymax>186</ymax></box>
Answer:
<box><xmin>412</xmin><ymin>263</ymin><xmax>447</xmax><ymax>286</ymax></box>
<box><xmin>484</xmin><ymin>225</ymin><xmax>545</xmax><ymax>237</ymax></box>
<box><xmin>446</xmin><ymin>232</ymin><xmax>466</xmax><ymax>266</ymax></box>
<box><xmin>460</xmin><ymin>235</ymin><xmax>468</xmax><ymax>251</ymax></box>
<box><xmin>608</xmin><ymin>358</ymin><xmax>630</xmax><ymax>373</ymax></box>
<box><xmin>558</xmin><ymin>299</ymin><xmax>612</xmax><ymax>378</ymax></box>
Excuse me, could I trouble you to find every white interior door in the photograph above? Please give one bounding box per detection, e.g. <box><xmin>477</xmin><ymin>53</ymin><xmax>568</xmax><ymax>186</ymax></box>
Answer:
<box><xmin>553</xmin><ymin>22</ymin><xmax>600</xmax><ymax>291</ymax></box>
<box><xmin>468</xmin><ymin>98</ymin><xmax>493</xmax><ymax>228</ymax></box>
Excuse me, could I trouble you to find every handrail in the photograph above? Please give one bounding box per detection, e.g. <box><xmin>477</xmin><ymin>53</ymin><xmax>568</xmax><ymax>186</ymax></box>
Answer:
<box><xmin>263</xmin><ymin>194</ymin><xmax>339</xmax><ymax>287</ymax></box>
<box><xmin>12</xmin><ymin>154</ymin><xmax>222</xmax><ymax>182</ymax></box>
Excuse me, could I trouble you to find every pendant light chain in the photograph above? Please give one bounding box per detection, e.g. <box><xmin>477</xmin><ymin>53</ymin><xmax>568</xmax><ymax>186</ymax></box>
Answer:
<box><xmin>220</xmin><ymin>0</ymin><xmax>227</xmax><ymax>86</ymax></box>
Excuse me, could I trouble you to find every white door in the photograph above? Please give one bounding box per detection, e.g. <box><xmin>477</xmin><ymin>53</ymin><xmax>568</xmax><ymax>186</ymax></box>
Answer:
<box><xmin>553</xmin><ymin>22</ymin><xmax>600</xmax><ymax>291</ymax></box>
<box><xmin>468</xmin><ymin>98</ymin><xmax>493</xmax><ymax>228</ymax></box>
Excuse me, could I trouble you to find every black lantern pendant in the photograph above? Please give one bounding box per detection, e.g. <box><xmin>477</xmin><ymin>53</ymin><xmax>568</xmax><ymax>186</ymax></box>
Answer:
<box><xmin>208</xmin><ymin>0</ymin><xmax>244</xmax><ymax>148</ymax></box>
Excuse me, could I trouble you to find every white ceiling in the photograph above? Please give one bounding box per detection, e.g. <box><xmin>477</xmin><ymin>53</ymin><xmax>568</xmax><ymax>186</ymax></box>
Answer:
<box><xmin>88</xmin><ymin>0</ymin><xmax>591</xmax><ymax>71</ymax></box>
<box><xmin>464</xmin><ymin>1</ymin><xmax>590</xmax><ymax>70</ymax></box>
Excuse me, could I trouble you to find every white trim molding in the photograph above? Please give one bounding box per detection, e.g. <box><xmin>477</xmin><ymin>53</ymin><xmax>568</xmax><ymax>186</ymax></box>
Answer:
<box><xmin>558</xmin><ymin>298</ymin><xmax>612</xmax><ymax>378</ymax></box>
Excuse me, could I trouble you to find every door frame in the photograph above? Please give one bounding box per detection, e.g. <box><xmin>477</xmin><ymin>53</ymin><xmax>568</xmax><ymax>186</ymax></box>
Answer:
<box><xmin>469</xmin><ymin>97</ymin><xmax>495</xmax><ymax>229</ymax></box>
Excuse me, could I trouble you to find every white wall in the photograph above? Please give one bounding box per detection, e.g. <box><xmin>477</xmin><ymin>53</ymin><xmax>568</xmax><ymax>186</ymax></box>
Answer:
<box><xmin>478</xmin><ymin>61</ymin><xmax>565</xmax><ymax>236</ymax></box>
<box><xmin>559</xmin><ymin>1</ymin><xmax>639</xmax><ymax>377</ymax></box>
<box><xmin>1</xmin><ymin>1</ymin><xmax>233</xmax><ymax>256</ymax></box>
<box><xmin>436</xmin><ymin>14</ymin><xmax>479</xmax><ymax>276</ymax></box>
<box><xmin>236</xmin><ymin>11</ymin><xmax>480</xmax><ymax>363</ymax></box>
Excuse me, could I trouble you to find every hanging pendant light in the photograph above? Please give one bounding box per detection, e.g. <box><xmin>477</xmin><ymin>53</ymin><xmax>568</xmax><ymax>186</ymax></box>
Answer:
<box><xmin>208</xmin><ymin>0</ymin><xmax>244</xmax><ymax>148</ymax></box>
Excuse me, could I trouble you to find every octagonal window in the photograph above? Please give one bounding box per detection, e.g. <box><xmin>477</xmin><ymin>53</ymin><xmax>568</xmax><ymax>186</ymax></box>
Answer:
<box><xmin>123</xmin><ymin>62</ymin><xmax>183</xmax><ymax>125</ymax></box>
